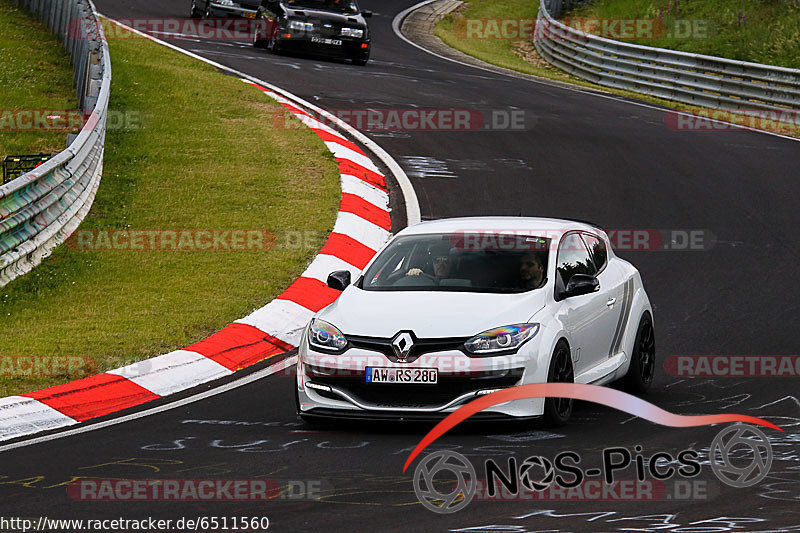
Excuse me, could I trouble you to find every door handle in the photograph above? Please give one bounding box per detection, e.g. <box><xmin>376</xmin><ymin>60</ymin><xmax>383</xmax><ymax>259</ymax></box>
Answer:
<box><xmin>606</xmin><ymin>298</ymin><xmax>617</xmax><ymax>308</ymax></box>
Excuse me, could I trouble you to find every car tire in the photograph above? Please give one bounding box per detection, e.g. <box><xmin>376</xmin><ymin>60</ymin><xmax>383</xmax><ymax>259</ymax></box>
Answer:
<box><xmin>543</xmin><ymin>340</ymin><xmax>574</xmax><ymax>427</ymax></box>
<box><xmin>268</xmin><ymin>38</ymin><xmax>283</xmax><ymax>55</ymax></box>
<box><xmin>623</xmin><ymin>313</ymin><xmax>655</xmax><ymax>394</ymax></box>
<box><xmin>352</xmin><ymin>55</ymin><xmax>369</xmax><ymax>66</ymax></box>
<box><xmin>190</xmin><ymin>0</ymin><xmax>203</xmax><ymax>18</ymax></box>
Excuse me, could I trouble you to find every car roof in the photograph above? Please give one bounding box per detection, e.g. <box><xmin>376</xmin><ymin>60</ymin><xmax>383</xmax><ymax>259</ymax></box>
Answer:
<box><xmin>397</xmin><ymin>216</ymin><xmax>605</xmax><ymax>238</ymax></box>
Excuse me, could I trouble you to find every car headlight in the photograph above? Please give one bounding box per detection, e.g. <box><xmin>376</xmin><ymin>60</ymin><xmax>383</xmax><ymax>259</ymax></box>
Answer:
<box><xmin>341</xmin><ymin>27</ymin><xmax>364</xmax><ymax>38</ymax></box>
<box><xmin>288</xmin><ymin>20</ymin><xmax>314</xmax><ymax>31</ymax></box>
<box><xmin>215</xmin><ymin>0</ymin><xmax>237</xmax><ymax>6</ymax></box>
<box><xmin>464</xmin><ymin>324</ymin><xmax>540</xmax><ymax>356</ymax></box>
<box><xmin>308</xmin><ymin>319</ymin><xmax>348</xmax><ymax>353</ymax></box>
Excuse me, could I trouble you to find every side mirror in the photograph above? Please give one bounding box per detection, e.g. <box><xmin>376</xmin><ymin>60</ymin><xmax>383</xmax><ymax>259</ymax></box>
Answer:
<box><xmin>327</xmin><ymin>270</ymin><xmax>351</xmax><ymax>291</ymax></box>
<box><xmin>560</xmin><ymin>274</ymin><xmax>599</xmax><ymax>299</ymax></box>
<box><xmin>362</xmin><ymin>10</ymin><xmax>373</xmax><ymax>17</ymax></box>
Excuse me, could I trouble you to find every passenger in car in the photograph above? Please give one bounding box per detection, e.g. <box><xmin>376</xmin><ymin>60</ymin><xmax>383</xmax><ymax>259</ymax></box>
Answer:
<box><xmin>520</xmin><ymin>252</ymin><xmax>545</xmax><ymax>290</ymax></box>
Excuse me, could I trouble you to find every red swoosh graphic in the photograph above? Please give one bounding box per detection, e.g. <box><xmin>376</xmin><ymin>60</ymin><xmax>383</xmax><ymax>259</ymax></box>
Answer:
<box><xmin>402</xmin><ymin>383</ymin><xmax>782</xmax><ymax>472</ymax></box>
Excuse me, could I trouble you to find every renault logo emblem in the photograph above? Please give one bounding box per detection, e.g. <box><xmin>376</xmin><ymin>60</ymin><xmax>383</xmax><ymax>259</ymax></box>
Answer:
<box><xmin>392</xmin><ymin>332</ymin><xmax>414</xmax><ymax>361</ymax></box>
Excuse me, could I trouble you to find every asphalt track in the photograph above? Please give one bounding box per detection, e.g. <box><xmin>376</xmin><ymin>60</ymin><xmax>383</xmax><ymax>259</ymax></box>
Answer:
<box><xmin>2</xmin><ymin>1</ymin><xmax>800</xmax><ymax>531</ymax></box>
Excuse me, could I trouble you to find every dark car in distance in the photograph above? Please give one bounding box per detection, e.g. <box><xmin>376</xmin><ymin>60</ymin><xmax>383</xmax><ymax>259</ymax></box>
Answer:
<box><xmin>191</xmin><ymin>0</ymin><xmax>262</xmax><ymax>19</ymax></box>
<box><xmin>253</xmin><ymin>0</ymin><xmax>372</xmax><ymax>65</ymax></box>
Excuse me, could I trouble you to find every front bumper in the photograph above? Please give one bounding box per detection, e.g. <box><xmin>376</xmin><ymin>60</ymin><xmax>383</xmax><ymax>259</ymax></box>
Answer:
<box><xmin>276</xmin><ymin>33</ymin><xmax>370</xmax><ymax>58</ymax></box>
<box><xmin>297</xmin><ymin>331</ymin><xmax>547</xmax><ymax>419</ymax></box>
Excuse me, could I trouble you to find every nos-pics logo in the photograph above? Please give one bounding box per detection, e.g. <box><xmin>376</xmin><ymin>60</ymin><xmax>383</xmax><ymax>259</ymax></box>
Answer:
<box><xmin>412</xmin><ymin>424</ymin><xmax>773</xmax><ymax>514</ymax></box>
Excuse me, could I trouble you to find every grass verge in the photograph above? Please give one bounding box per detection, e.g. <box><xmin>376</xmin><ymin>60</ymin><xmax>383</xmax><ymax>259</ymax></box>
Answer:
<box><xmin>435</xmin><ymin>0</ymin><xmax>570</xmax><ymax>81</ymax></box>
<box><xmin>435</xmin><ymin>0</ymin><xmax>800</xmax><ymax>137</ymax></box>
<box><xmin>0</xmin><ymin>19</ymin><xmax>340</xmax><ymax>396</ymax></box>
<box><xmin>569</xmin><ymin>0</ymin><xmax>800</xmax><ymax>69</ymax></box>
<box><xmin>0</xmin><ymin>0</ymin><xmax>77</xmax><ymax>162</ymax></box>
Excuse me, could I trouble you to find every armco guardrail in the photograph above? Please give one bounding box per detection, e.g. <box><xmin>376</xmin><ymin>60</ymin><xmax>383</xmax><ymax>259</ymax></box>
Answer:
<box><xmin>0</xmin><ymin>0</ymin><xmax>110</xmax><ymax>287</ymax></box>
<box><xmin>534</xmin><ymin>0</ymin><xmax>800</xmax><ymax>114</ymax></box>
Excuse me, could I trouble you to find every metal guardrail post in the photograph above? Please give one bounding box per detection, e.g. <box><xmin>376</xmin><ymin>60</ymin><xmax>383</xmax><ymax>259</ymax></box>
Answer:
<box><xmin>56</xmin><ymin>0</ymin><xmax>67</xmax><ymax>41</ymax></box>
<box><xmin>69</xmin><ymin>3</ymin><xmax>78</xmax><ymax>57</ymax></box>
<box><xmin>46</xmin><ymin>0</ymin><xmax>54</xmax><ymax>30</ymax></box>
<box><xmin>65</xmin><ymin>0</ymin><xmax>76</xmax><ymax>57</ymax></box>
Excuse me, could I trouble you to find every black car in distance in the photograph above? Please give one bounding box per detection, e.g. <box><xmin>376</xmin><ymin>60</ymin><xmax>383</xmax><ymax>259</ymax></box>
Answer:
<box><xmin>253</xmin><ymin>0</ymin><xmax>372</xmax><ymax>65</ymax></box>
<box><xmin>191</xmin><ymin>0</ymin><xmax>263</xmax><ymax>19</ymax></box>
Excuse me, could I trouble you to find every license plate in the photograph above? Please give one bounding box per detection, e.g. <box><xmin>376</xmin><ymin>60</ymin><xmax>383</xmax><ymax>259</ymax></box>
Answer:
<box><xmin>311</xmin><ymin>37</ymin><xmax>342</xmax><ymax>46</ymax></box>
<box><xmin>243</xmin><ymin>11</ymin><xmax>256</xmax><ymax>18</ymax></box>
<box><xmin>366</xmin><ymin>367</ymin><xmax>438</xmax><ymax>384</ymax></box>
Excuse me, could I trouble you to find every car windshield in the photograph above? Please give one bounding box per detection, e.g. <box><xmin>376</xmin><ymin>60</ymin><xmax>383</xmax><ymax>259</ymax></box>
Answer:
<box><xmin>359</xmin><ymin>233</ymin><xmax>551</xmax><ymax>293</ymax></box>
<box><xmin>285</xmin><ymin>0</ymin><xmax>360</xmax><ymax>14</ymax></box>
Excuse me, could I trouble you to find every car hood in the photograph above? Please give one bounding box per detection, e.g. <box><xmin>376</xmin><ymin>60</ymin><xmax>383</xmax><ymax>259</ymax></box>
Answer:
<box><xmin>318</xmin><ymin>287</ymin><xmax>547</xmax><ymax>338</ymax></box>
<box><xmin>285</xmin><ymin>8</ymin><xmax>367</xmax><ymax>28</ymax></box>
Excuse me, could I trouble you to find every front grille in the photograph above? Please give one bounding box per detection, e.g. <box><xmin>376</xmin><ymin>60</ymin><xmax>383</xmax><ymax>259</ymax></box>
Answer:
<box><xmin>346</xmin><ymin>335</ymin><xmax>469</xmax><ymax>363</ymax></box>
<box><xmin>309</xmin><ymin>368</ymin><xmax>524</xmax><ymax>408</ymax></box>
<box><xmin>319</xmin><ymin>23</ymin><xmax>342</xmax><ymax>37</ymax></box>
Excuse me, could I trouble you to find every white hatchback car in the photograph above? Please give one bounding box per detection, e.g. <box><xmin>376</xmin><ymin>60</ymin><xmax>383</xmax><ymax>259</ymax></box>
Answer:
<box><xmin>296</xmin><ymin>217</ymin><xmax>655</xmax><ymax>425</ymax></box>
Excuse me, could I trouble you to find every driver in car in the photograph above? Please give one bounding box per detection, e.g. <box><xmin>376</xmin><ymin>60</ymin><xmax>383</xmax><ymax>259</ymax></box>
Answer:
<box><xmin>406</xmin><ymin>243</ymin><xmax>452</xmax><ymax>281</ymax></box>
